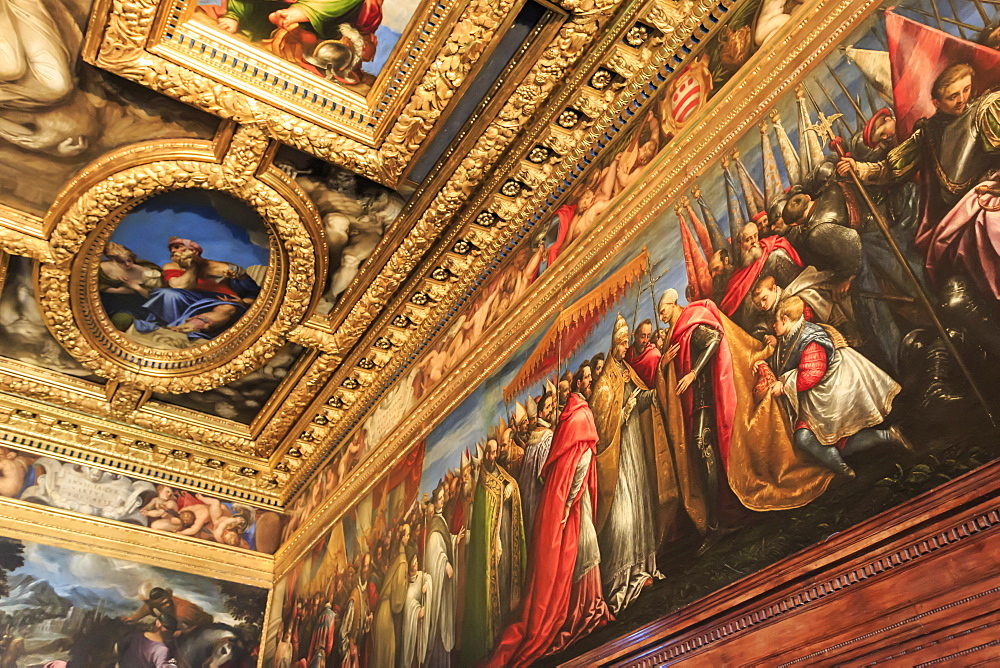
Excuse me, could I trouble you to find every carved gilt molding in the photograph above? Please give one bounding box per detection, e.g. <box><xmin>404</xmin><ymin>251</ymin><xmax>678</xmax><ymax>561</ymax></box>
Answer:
<box><xmin>0</xmin><ymin>496</ymin><xmax>274</xmax><ymax>587</ymax></box>
<box><xmin>84</xmin><ymin>0</ymin><xmax>577</xmax><ymax>185</ymax></box>
<box><xmin>275</xmin><ymin>0</ymin><xmax>882</xmax><ymax>561</ymax></box>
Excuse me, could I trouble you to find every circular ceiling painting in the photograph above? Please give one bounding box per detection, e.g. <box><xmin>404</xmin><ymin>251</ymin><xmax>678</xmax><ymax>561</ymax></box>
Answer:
<box><xmin>99</xmin><ymin>190</ymin><xmax>270</xmax><ymax>350</ymax></box>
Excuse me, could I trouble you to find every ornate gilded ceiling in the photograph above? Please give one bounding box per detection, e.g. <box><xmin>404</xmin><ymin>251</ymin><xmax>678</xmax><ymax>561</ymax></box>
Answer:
<box><xmin>2</xmin><ymin>0</ymin><xmax>999</xmax><ymax>663</ymax></box>
<box><xmin>0</xmin><ymin>0</ymin><xmax>726</xmax><ymax>531</ymax></box>
<box><xmin>0</xmin><ymin>0</ymin><xmax>727</xmax><ymax>506</ymax></box>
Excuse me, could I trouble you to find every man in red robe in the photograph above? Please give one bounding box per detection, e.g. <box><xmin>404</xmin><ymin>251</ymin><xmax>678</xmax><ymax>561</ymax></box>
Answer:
<box><xmin>624</xmin><ymin>318</ymin><xmax>661</xmax><ymax>388</ymax></box>
<box><xmin>719</xmin><ymin>222</ymin><xmax>802</xmax><ymax>327</ymax></box>
<box><xmin>484</xmin><ymin>392</ymin><xmax>611</xmax><ymax>667</ymax></box>
<box><xmin>663</xmin><ymin>298</ymin><xmax>834</xmax><ymax>524</ymax></box>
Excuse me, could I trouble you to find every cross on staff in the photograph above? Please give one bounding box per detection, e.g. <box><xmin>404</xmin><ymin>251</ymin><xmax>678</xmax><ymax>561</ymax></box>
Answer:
<box><xmin>811</xmin><ymin>110</ymin><xmax>997</xmax><ymax>425</ymax></box>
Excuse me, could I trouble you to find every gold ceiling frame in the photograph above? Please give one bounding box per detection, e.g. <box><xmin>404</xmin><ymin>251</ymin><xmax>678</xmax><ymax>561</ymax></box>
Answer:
<box><xmin>274</xmin><ymin>0</ymin><xmax>727</xmax><ymax>545</ymax></box>
<box><xmin>275</xmin><ymin>0</ymin><xmax>887</xmax><ymax>571</ymax></box>
<box><xmin>0</xmin><ymin>496</ymin><xmax>274</xmax><ymax>587</ymax></box>
<box><xmin>222</xmin><ymin>0</ymin><xmax>656</xmax><ymax>496</ymax></box>
<box><xmin>0</xmin><ymin>125</ymin><xmax>337</xmax><ymax>505</ymax></box>
<box><xmin>37</xmin><ymin>124</ymin><xmax>319</xmax><ymax>393</ymax></box>
<box><xmin>0</xmin><ymin>389</ymin><xmax>288</xmax><ymax>506</ymax></box>
<box><xmin>275</xmin><ymin>0</ymin><xmax>722</xmax><ymax>507</ymax></box>
<box><xmin>84</xmin><ymin>0</ymin><xmax>561</xmax><ymax>185</ymax></box>
<box><xmin>310</xmin><ymin>7</ymin><xmax>566</xmax><ymax>328</ymax></box>
<box><xmin>0</xmin><ymin>0</ymin><xmax>603</xmax><ymax>507</ymax></box>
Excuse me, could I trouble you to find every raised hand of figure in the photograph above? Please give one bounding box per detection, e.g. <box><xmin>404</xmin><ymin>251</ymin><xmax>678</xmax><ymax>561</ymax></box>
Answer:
<box><xmin>663</xmin><ymin>342</ymin><xmax>681</xmax><ymax>364</ymax></box>
<box><xmin>676</xmin><ymin>371</ymin><xmax>696</xmax><ymax>395</ymax></box>
<box><xmin>764</xmin><ymin>334</ymin><xmax>777</xmax><ymax>349</ymax></box>
<box><xmin>623</xmin><ymin>391</ymin><xmax>638</xmax><ymax>422</ymax></box>
<box><xmin>445</xmin><ymin>563</ymin><xmax>454</xmax><ymax>579</ymax></box>
<box><xmin>217</xmin><ymin>17</ymin><xmax>238</xmax><ymax>33</ymax></box>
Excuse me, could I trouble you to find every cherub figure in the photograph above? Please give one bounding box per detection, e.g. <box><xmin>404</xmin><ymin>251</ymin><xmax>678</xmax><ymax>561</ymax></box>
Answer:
<box><xmin>140</xmin><ymin>485</ymin><xmax>183</xmax><ymax>532</ymax></box>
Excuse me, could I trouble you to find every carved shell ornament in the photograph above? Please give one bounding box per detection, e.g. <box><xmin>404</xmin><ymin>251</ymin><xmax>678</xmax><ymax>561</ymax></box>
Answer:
<box><xmin>36</xmin><ymin>128</ymin><xmax>322</xmax><ymax>393</ymax></box>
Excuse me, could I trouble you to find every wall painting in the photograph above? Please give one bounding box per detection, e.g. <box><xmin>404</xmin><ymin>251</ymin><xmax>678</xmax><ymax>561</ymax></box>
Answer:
<box><xmin>0</xmin><ymin>445</ymin><xmax>283</xmax><ymax>554</ymax></box>
<box><xmin>0</xmin><ymin>535</ymin><xmax>267</xmax><ymax>666</ymax></box>
<box><xmin>266</xmin><ymin>0</ymin><xmax>1000</xmax><ymax>664</ymax></box>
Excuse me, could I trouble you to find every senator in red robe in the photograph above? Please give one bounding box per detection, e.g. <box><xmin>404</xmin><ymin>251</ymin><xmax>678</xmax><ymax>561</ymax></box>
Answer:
<box><xmin>484</xmin><ymin>392</ymin><xmax>611</xmax><ymax>667</ymax></box>
<box><xmin>624</xmin><ymin>319</ymin><xmax>662</xmax><ymax>388</ymax></box>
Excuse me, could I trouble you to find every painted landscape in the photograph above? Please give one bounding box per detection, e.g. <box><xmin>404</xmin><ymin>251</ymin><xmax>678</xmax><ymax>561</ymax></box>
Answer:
<box><xmin>0</xmin><ymin>536</ymin><xmax>266</xmax><ymax>667</ymax></box>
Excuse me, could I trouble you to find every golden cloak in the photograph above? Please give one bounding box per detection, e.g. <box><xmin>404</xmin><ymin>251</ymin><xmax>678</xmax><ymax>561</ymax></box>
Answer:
<box><xmin>668</xmin><ymin>304</ymin><xmax>835</xmax><ymax>515</ymax></box>
<box><xmin>591</xmin><ymin>357</ymin><xmax>677</xmax><ymax>537</ymax></box>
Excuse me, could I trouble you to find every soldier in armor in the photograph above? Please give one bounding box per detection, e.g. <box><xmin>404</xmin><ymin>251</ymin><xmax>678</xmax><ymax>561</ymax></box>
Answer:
<box><xmin>658</xmin><ymin>292</ymin><xmax>724</xmax><ymax>534</ymax></box>
<box><xmin>780</xmin><ymin>188</ymin><xmax>861</xmax><ymax>295</ymax></box>
<box><xmin>837</xmin><ymin>64</ymin><xmax>1000</xmax><ymax>232</ymax></box>
<box><xmin>838</xmin><ymin>62</ymin><xmax>1000</xmax><ymax>380</ymax></box>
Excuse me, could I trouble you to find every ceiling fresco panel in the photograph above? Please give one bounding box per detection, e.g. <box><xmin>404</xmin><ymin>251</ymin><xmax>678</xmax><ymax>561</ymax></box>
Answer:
<box><xmin>0</xmin><ymin>0</ymin><xmax>218</xmax><ymax>218</ymax></box>
<box><xmin>84</xmin><ymin>0</ymin><xmax>558</xmax><ymax>183</ymax></box>
<box><xmin>0</xmin><ymin>444</ymin><xmax>285</xmax><ymax>552</ymax></box>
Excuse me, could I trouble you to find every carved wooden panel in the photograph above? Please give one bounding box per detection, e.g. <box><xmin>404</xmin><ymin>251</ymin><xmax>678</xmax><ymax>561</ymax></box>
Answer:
<box><xmin>567</xmin><ymin>461</ymin><xmax>1000</xmax><ymax>666</ymax></box>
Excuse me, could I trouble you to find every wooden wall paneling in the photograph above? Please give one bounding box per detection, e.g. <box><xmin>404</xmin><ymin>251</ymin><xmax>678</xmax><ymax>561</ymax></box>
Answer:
<box><xmin>566</xmin><ymin>461</ymin><xmax>1000</xmax><ymax>666</ymax></box>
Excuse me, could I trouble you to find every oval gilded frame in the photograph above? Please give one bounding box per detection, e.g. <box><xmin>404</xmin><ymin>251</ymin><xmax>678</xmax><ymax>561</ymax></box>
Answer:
<box><xmin>38</xmin><ymin>143</ymin><xmax>320</xmax><ymax>394</ymax></box>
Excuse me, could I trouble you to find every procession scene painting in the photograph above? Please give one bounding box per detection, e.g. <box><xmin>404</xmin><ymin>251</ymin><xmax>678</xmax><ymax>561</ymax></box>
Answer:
<box><xmin>279</xmin><ymin>0</ymin><xmax>813</xmax><ymax>512</ymax></box>
<box><xmin>265</xmin><ymin>0</ymin><xmax>1000</xmax><ymax>664</ymax></box>
<box><xmin>0</xmin><ymin>536</ymin><xmax>266</xmax><ymax>667</ymax></box>
<box><xmin>193</xmin><ymin>0</ymin><xmax>422</xmax><ymax>90</ymax></box>
<box><xmin>0</xmin><ymin>444</ymin><xmax>284</xmax><ymax>554</ymax></box>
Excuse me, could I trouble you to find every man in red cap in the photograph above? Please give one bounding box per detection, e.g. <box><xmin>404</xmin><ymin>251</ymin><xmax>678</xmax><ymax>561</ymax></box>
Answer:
<box><xmin>860</xmin><ymin>108</ymin><xmax>897</xmax><ymax>156</ymax></box>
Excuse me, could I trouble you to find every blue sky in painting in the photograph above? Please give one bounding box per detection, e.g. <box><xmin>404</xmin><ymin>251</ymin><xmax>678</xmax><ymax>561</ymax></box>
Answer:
<box><xmin>367</xmin><ymin>26</ymin><xmax>402</xmax><ymax>75</ymax></box>
<box><xmin>109</xmin><ymin>190</ymin><xmax>269</xmax><ymax>269</ymax></box>
<box><xmin>9</xmin><ymin>540</ymin><xmax>248</xmax><ymax>624</ymax></box>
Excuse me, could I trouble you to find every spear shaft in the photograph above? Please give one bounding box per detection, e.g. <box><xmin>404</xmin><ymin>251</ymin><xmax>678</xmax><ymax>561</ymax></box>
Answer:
<box><xmin>823</xmin><ymin>126</ymin><xmax>996</xmax><ymax>425</ymax></box>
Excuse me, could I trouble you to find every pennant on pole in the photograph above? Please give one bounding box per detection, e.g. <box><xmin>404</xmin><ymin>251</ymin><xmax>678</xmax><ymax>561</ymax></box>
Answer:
<box><xmin>759</xmin><ymin>120</ymin><xmax>784</xmax><ymax>208</ymax></box>
<box><xmin>677</xmin><ymin>205</ymin><xmax>713</xmax><ymax>300</ymax></box>
<box><xmin>769</xmin><ymin>109</ymin><xmax>801</xmax><ymax>188</ymax></box>
<box><xmin>692</xmin><ymin>184</ymin><xmax>729</xmax><ymax>253</ymax></box>
<box><xmin>722</xmin><ymin>155</ymin><xmax>748</xmax><ymax>250</ymax></box>
<box><xmin>732</xmin><ymin>149</ymin><xmax>766</xmax><ymax>217</ymax></box>
<box><xmin>796</xmin><ymin>86</ymin><xmax>825</xmax><ymax>174</ymax></box>
<box><xmin>681</xmin><ymin>195</ymin><xmax>715</xmax><ymax>258</ymax></box>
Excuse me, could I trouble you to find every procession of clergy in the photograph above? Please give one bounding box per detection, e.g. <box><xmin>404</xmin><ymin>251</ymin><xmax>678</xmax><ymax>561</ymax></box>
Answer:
<box><xmin>273</xmin><ymin>55</ymin><xmax>1000</xmax><ymax>668</ymax></box>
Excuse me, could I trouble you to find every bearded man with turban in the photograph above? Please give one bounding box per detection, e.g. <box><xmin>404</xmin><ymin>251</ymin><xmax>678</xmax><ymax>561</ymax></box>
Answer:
<box><xmin>134</xmin><ymin>237</ymin><xmax>261</xmax><ymax>339</ymax></box>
